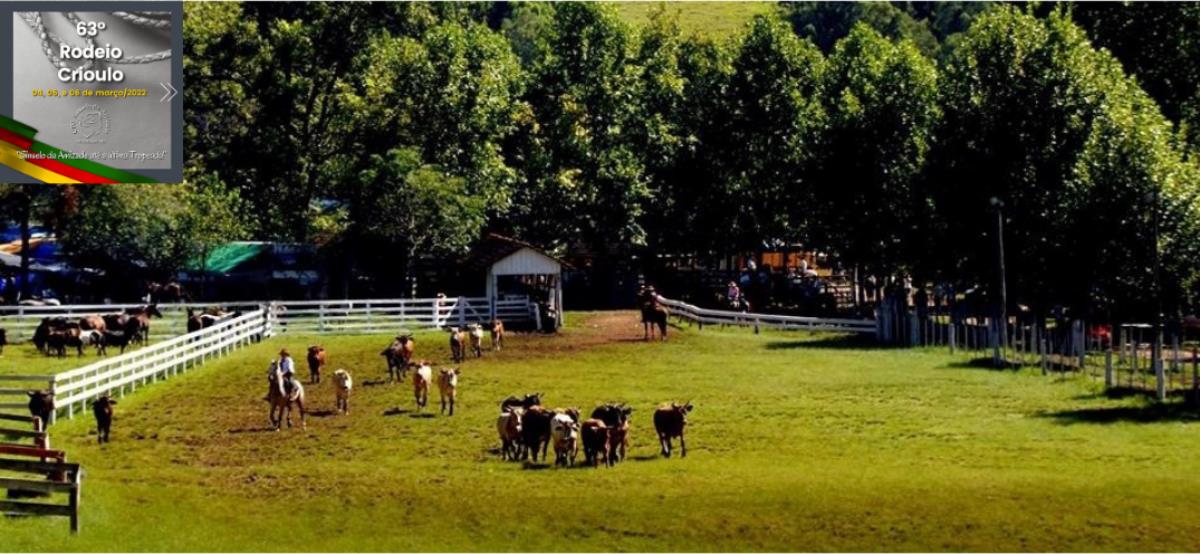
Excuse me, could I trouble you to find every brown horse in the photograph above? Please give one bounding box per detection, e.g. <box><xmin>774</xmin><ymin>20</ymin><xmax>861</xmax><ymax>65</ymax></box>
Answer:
<box><xmin>640</xmin><ymin>286</ymin><xmax>668</xmax><ymax>341</ymax></box>
<box><xmin>124</xmin><ymin>304</ymin><xmax>163</xmax><ymax>346</ymax></box>
<box><xmin>146</xmin><ymin>282</ymin><xmax>189</xmax><ymax>303</ymax></box>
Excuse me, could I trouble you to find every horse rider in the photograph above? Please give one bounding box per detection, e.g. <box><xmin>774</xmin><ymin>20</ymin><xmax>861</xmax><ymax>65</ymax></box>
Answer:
<box><xmin>726</xmin><ymin>281</ymin><xmax>741</xmax><ymax>308</ymax></box>
<box><xmin>264</xmin><ymin>349</ymin><xmax>297</xmax><ymax>401</ymax></box>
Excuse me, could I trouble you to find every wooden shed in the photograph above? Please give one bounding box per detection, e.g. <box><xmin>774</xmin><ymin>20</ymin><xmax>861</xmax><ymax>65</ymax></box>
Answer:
<box><xmin>468</xmin><ymin>234</ymin><xmax>570</xmax><ymax>329</ymax></box>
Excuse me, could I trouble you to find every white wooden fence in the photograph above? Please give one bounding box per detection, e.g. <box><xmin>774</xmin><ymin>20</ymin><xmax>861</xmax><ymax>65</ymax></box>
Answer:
<box><xmin>657</xmin><ymin>296</ymin><xmax>877</xmax><ymax>335</ymax></box>
<box><xmin>267</xmin><ymin>296</ymin><xmax>537</xmax><ymax>335</ymax></box>
<box><xmin>0</xmin><ymin>295</ymin><xmax>540</xmax><ymax>423</ymax></box>
<box><xmin>0</xmin><ymin>302</ymin><xmax>260</xmax><ymax>343</ymax></box>
<box><xmin>0</xmin><ymin>309</ymin><xmax>270</xmax><ymax>422</ymax></box>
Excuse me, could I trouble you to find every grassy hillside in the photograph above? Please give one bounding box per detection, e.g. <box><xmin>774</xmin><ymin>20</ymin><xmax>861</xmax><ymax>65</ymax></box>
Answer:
<box><xmin>610</xmin><ymin>2</ymin><xmax>778</xmax><ymax>38</ymax></box>
<box><xmin>2</xmin><ymin>313</ymin><xmax>1199</xmax><ymax>551</ymax></box>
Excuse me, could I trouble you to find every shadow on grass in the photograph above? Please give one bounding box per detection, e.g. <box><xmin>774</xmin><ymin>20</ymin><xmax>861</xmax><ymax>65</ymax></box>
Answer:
<box><xmin>521</xmin><ymin>461</ymin><xmax>552</xmax><ymax>471</ymax></box>
<box><xmin>409</xmin><ymin>412</ymin><xmax>436</xmax><ymax>419</ymax></box>
<box><xmin>308</xmin><ymin>409</ymin><xmax>336</xmax><ymax>418</ymax></box>
<box><xmin>628</xmin><ymin>453</ymin><xmax>660</xmax><ymax>462</ymax></box>
<box><xmin>1039</xmin><ymin>400</ymin><xmax>1200</xmax><ymax>425</ymax></box>
<box><xmin>227</xmin><ymin>426</ymin><xmax>276</xmax><ymax>434</ymax></box>
<box><xmin>362</xmin><ymin>379</ymin><xmax>392</xmax><ymax>388</ymax></box>
<box><xmin>382</xmin><ymin>407</ymin><xmax>410</xmax><ymax>416</ymax></box>
<box><xmin>764</xmin><ymin>334</ymin><xmax>884</xmax><ymax>351</ymax></box>
<box><xmin>943</xmin><ymin>357</ymin><xmax>1025</xmax><ymax>371</ymax></box>
<box><xmin>1074</xmin><ymin>387</ymin><xmax>1197</xmax><ymax>402</ymax></box>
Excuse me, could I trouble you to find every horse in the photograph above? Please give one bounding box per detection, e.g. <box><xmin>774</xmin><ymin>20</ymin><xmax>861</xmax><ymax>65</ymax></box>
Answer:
<box><xmin>124</xmin><ymin>304</ymin><xmax>163</xmax><ymax>345</ymax></box>
<box><xmin>639</xmin><ymin>286</ymin><xmax>668</xmax><ymax>342</ymax></box>
<box><xmin>267</xmin><ymin>363</ymin><xmax>306</xmax><ymax>430</ymax></box>
<box><xmin>146</xmin><ymin>282</ymin><xmax>189</xmax><ymax>303</ymax></box>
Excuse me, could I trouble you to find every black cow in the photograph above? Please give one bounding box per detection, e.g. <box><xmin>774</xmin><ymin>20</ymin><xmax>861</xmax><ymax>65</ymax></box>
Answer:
<box><xmin>26</xmin><ymin>390</ymin><xmax>54</xmax><ymax>426</ymax></box>
<box><xmin>92</xmin><ymin>395</ymin><xmax>116</xmax><ymax>444</ymax></box>
<box><xmin>653</xmin><ymin>402</ymin><xmax>693</xmax><ymax>458</ymax></box>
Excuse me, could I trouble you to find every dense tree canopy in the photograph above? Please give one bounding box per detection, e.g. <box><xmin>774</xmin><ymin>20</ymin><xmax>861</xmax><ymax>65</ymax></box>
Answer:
<box><xmin>17</xmin><ymin>2</ymin><xmax>1198</xmax><ymax>316</ymax></box>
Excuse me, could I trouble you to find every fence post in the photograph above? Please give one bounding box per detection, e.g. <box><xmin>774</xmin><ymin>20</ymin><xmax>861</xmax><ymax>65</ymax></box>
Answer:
<box><xmin>457</xmin><ymin>297</ymin><xmax>467</xmax><ymax>327</ymax></box>
<box><xmin>948</xmin><ymin>323</ymin><xmax>956</xmax><ymax>354</ymax></box>
<box><xmin>909</xmin><ymin>313</ymin><xmax>919</xmax><ymax>347</ymax></box>
<box><xmin>1040</xmin><ymin>337</ymin><xmax>1048</xmax><ymax>376</ymax></box>
<box><xmin>1105</xmin><ymin>350</ymin><xmax>1113</xmax><ymax>388</ymax></box>
<box><xmin>1192</xmin><ymin>347</ymin><xmax>1198</xmax><ymax>401</ymax></box>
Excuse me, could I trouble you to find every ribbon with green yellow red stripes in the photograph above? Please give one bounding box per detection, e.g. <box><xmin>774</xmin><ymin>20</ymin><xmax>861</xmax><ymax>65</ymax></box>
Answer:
<box><xmin>0</xmin><ymin>114</ymin><xmax>156</xmax><ymax>184</ymax></box>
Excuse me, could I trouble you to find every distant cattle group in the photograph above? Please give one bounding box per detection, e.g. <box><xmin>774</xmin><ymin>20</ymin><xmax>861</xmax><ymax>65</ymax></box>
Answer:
<box><xmin>27</xmin><ymin>304</ymin><xmax>163</xmax><ymax>358</ymax></box>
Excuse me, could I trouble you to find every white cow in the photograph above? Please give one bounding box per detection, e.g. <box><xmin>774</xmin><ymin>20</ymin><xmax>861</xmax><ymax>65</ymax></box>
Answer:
<box><xmin>413</xmin><ymin>361</ymin><xmax>432</xmax><ymax>411</ymax></box>
<box><xmin>333</xmin><ymin>369</ymin><xmax>352</xmax><ymax>415</ymax></box>
<box><xmin>550</xmin><ymin>412</ymin><xmax>579</xmax><ymax>467</ymax></box>
<box><xmin>467</xmin><ymin>324</ymin><xmax>484</xmax><ymax>358</ymax></box>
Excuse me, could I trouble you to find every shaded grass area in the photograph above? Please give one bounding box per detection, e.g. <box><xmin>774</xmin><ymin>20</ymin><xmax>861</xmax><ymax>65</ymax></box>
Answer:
<box><xmin>610</xmin><ymin>1</ymin><xmax>777</xmax><ymax>38</ymax></box>
<box><xmin>2</xmin><ymin>313</ymin><xmax>1200</xmax><ymax>551</ymax></box>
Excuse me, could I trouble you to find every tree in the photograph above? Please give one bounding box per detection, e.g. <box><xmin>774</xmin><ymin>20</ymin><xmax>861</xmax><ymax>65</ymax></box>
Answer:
<box><xmin>350</xmin><ymin>148</ymin><xmax>487</xmax><ymax>294</ymax></box>
<box><xmin>1070</xmin><ymin>2</ymin><xmax>1200</xmax><ymax>151</ymax></box>
<box><xmin>58</xmin><ymin>183</ymin><xmax>247</xmax><ymax>296</ymax></box>
<box><xmin>815</xmin><ymin>24</ymin><xmax>940</xmax><ymax>277</ymax></box>
<box><xmin>782</xmin><ymin>2</ymin><xmax>939</xmax><ymax>57</ymax></box>
<box><xmin>932</xmin><ymin>6</ymin><xmax>1200</xmax><ymax>318</ymax></box>
<box><xmin>725</xmin><ymin>14</ymin><xmax>826</xmax><ymax>255</ymax></box>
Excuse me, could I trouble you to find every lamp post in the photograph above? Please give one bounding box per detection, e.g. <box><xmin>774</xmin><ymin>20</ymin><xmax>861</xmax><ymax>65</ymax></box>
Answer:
<box><xmin>1148</xmin><ymin>189</ymin><xmax>1165</xmax><ymax>401</ymax></box>
<box><xmin>990</xmin><ymin>197</ymin><xmax>1008</xmax><ymax>366</ymax></box>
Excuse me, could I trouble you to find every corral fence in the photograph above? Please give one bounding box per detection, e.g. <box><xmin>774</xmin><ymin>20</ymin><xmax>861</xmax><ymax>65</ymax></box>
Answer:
<box><xmin>0</xmin><ymin>296</ymin><xmax>541</xmax><ymax>424</ymax></box>
<box><xmin>0</xmin><ymin>302</ymin><xmax>261</xmax><ymax>343</ymax></box>
<box><xmin>267</xmin><ymin>296</ymin><xmax>538</xmax><ymax>335</ymax></box>
<box><xmin>0</xmin><ymin>412</ymin><xmax>81</xmax><ymax>533</ymax></box>
<box><xmin>656</xmin><ymin>296</ymin><xmax>876</xmax><ymax>335</ymax></box>
<box><xmin>885</xmin><ymin>297</ymin><xmax>1200</xmax><ymax>399</ymax></box>
<box><xmin>0</xmin><ymin>309</ymin><xmax>271</xmax><ymax>423</ymax></box>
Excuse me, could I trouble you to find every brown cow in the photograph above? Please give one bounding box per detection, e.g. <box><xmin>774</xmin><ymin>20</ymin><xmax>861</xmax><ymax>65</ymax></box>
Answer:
<box><xmin>92</xmin><ymin>394</ymin><xmax>116</xmax><ymax>444</ymax></box>
<box><xmin>580</xmin><ymin>419</ymin><xmax>610</xmax><ymax>467</ymax></box>
<box><xmin>592</xmin><ymin>404</ymin><xmax>633</xmax><ymax>464</ymax></box>
<box><xmin>653</xmin><ymin>402</ymin><xmax>693</xmax><ymax>458</ymax></box>
<box><xmin>490</xmin><ymin>319</ymin><xmax>505</xmax><ymax>351</ymax></box>
<box><xmin>497</xmin><ymin>406</ymin><xmax>525</xmax><ymax>460</ymax></box>
<box><xmin>448</xmin><ymin>327</ymin><xmax>467</xmax><ymax>363</ymax></box>
<box><xmin>467</xmin><ymin>324</ymin><xmax>484</xmax><ymax>358</ymax></box>
<box><xmin>306</xmin><ymin>346</ymin><xmax>326</xmax><ymax>384</ymax></box>
<box><xmin>380</xmin><ymin>335</ymin><xmax>414</xmax><ymax>382</ymax></box>
<box><xmin>437</xmin><ymin>368</ymin><xmax>460</xmax><ymax>416</ymax></box>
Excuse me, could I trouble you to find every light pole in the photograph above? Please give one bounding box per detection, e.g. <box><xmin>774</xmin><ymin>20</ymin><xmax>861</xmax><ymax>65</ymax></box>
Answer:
<box><xmin>990</xmin><ymin>197</ymin><xmax>1008</xmax><ymax>367</ymax></box>
<box><xmin>1148</xmin><ymin>189</ymin><xmax>1165</xmax><ymax>401</ymax></box>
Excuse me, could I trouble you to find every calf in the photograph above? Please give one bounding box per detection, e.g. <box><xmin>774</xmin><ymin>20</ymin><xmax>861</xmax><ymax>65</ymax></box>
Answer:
<box><xmin>490</xmin><ymin>319</ymin><xmax>504</xmax><ymax>351</ymax></box>
<box><xmin>437</xmin><ymin>368</ymin><xmax>460</xmax><ymax>416</ymax></box>
<box><xmin>500</xmin><ymin>392</ymin><xmax>542</xmax><ymax>413</ymax></box>
<box><xmin>85</xmin><ymin>330</ymin><xmax>105</xmax><ymax>356</ymax></box>
<box><xmin>447</xmin><ymin>327</ymin><xmax>467</xmax><ymax>363</ymax></box>
<box><xmin>101</xmin><ymin>330</ymin><xmax>131</xmax><ymax>355</ymax></box>
<box><xmin>380</xmin><ymin>335</ymin><xmax>414</xmax><ymax>382</ymax></box>
<box><xmin>412</xmin><ymin>361</ymin><xmax>432</xmax><ymax>411</ymax></box>
<box><xmin>467</xmin><ymin>324</ymin><xmax>484</xmax><ymax>358</ymax></box>
<box><xmin>0</xmin><ymin>327</ymin><xmax>6</xmax><ymax>355</ymax></box>
<box><xmin>550</xmin><ymin>411</ymin><xmax>580</xmax><ymax>467</ymax></box>
<box><xmin>333</xmin><ymin>369</ymin><xmax>352</xmax><ymax>415</ymax></box>
<box><xmin>26</xmin><ymin>390</ymin><xmax>54</xmax><ymax>426</ymax></box>
<box><xmin>520</xmin><ymin>406</ymin><xmax>553</xmax><ymax>462</ymax></box>
<box><xmin>580</xmin><ymin>419</ymin><xmax>610</xmax><ymax>467</ymax></box>
<box><xmin>45</xmin><ymin>329</ymin><xmax>67</xmax><ymax>357</ymax></box>
<box><xmin>592</xmin><ymin>404</ymin><xmax>633</xmax><ymax>464</ymax></box>
<box><xmin>306</xmin><ymin>345</ymin><xmax>326</xmax><ymax>384</ymax></box>
<box><xmin>496</xmin><ymin>406</ymin><xmax>524</xmax><ymax>461</ymax></box>
<box><xmin>62</xmin><ymin>327</ymin><xmax>85</xmax><ymax>357</ymax></box>
<box><xmin>92</xmin><ymin>394</ymin><xmax>116</xmax><ymax>444</ymax></box>
<box><xmin>653</xmin><ymin>402</ymin><xmax>693</xmax><ymax>458</ymax></box>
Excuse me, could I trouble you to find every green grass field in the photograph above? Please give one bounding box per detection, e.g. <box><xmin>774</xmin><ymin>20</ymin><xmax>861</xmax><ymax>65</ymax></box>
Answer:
<box><xmin>610</xmin><ymin>2</ymin><xmax>777</xmax><ymax>38</ymax></box>
<box><xmin>2</xmin><ymin>312</ymin><xmax>1199</xmax><ymax>551</ymax></box>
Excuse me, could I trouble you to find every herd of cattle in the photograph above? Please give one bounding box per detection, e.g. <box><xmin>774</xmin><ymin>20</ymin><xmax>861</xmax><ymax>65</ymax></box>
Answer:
<box><xmin>14</xmin><ymin>312</ymin><xmax>695</xmax><ymax>465</ymax></box>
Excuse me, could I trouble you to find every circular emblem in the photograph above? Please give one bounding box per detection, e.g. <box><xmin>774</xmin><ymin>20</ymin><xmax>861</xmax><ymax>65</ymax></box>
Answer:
<box><xmin>71</xmin><ymin>104</ymin><xmax>110</xmax><ymax>143</ymax></box>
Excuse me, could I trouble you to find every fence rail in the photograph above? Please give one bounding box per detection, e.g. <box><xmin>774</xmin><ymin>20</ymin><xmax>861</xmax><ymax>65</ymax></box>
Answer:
<box><xmin>269</xmin><ymin>296</ymin><xmax>536</xmax><ymax>335</ymax></box>
<box><xmin>657</xmin><ymin>296</ymin><xmax>876</xmax><ymax>334</ymax></box>
<box><xmin>0</xmin><ymin>302</ymin><xmax>261</xmax><ymax>343</ymax></box>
